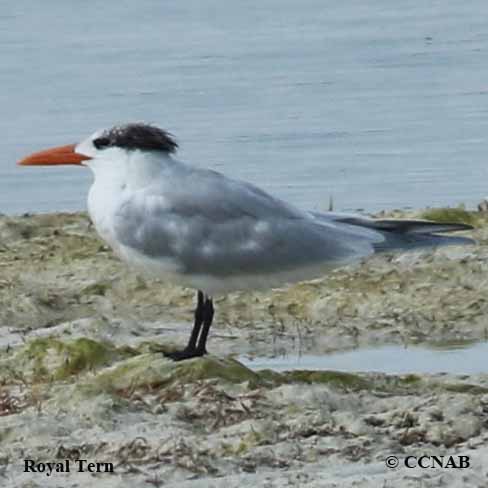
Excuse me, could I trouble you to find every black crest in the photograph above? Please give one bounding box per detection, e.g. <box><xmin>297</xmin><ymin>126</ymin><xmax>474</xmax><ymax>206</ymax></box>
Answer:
<box><xmin>96</xmin><ymin>123</ymin><xmax>178</xmax><ymax>153</ymax></box>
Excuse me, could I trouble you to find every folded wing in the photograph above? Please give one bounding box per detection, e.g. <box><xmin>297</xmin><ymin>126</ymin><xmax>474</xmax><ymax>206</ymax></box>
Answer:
<box><xmin>112</xmin><ymin>169</ymin><xmax>377</xmax><ymax>277</ymax></box>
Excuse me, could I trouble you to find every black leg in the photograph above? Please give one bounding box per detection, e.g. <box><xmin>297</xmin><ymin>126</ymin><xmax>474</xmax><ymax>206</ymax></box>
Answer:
<box><xmin>185</xmin><ymin>291</ymin><xmax>205</xmax><ymax>351</ymax></box>
<box><xmin>195</xmin><ymin>297</ymin><xmax>214</xmax><ymax>356</ymax></box>
<box><xmin>164</xmin><ymin>291</ymin><xmax>214</xmax><ymax>361</ymax></box>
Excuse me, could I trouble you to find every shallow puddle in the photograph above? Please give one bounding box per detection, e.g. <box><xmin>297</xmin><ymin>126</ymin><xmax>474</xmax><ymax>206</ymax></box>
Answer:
<box><xmin>240</xmin><ymin>340</ymin><xmax>488</xmax><ymax>375</ymax></box>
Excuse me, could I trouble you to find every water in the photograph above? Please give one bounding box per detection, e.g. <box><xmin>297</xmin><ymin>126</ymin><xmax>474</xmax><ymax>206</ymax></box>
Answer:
<box><xmin>2</xmin><ymin>1</ymin><xmax>488</xmax><ymax>215</ymax></box>
<box><xmin>240</xmin><ymin>341</ymin><xmax>488</xmax><ymax>375</ymax></box>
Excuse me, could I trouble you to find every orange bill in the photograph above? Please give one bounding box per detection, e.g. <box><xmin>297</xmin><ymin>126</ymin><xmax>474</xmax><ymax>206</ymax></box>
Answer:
<box><xmin>18</xmin><ymin>144</ymin><xmax>91</xmax><ymax>166</ymax></box>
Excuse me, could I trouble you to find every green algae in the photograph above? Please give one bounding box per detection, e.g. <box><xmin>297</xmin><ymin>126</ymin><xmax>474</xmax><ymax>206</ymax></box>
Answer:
<box><xmin>57</xmin><ymin>338</ymin><xmax>122</xmax><ymax>378</ymax></box>
<box><xmin>2</xmin><ymin>337</ymin><xmax>136</xmax><ymax>383</ymax></box>
<box><xmin>256</xmin><ymin>368</ymin><xmax>372</xmax><ymax>391</ymax></box>
<box><xmin>80</xmin><ymin>281</ymin><xmax>112</xmax><ymax>297</ymax></box>
<box><xmin>399</xmin><ymin>374</ymin><xmax>422</xmax><ymax>385</ymax></box>
<box><xmin>440</xmin><ymin>383</ymin><xmax>488</xmax><ymax>395</ymax></box>
<box><xmin>232</xmin><ymin>430</ymin><xmax>265</xmax><ymax>455</ymax></box>
<box><xmin>421</xmin><ymin>207</ymin><xmax>479</xmax><ymax>226</ymax></box>
<box><xmin>282</xmin><ymin>370</ymin><xmax>371</xmax><ymax>390</ymax></box>
<box><xmin>92</xmin><ymin>354</ymin><xmax>264</xmax><ymax>395</ymax></box>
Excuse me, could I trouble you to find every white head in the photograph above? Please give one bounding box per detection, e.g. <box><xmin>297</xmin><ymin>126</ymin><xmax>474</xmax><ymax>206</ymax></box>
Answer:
<box><xmin>18</xmin><ymin>123</ymin><xmax>178</xmax><ymax>184</ymax></box>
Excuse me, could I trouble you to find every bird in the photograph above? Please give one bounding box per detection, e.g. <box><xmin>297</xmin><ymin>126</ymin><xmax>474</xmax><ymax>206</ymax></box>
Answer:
<box><xmin>19</xmin><ymin>123</ymin><xmax>474</xmax><ymax>360</ymax></box>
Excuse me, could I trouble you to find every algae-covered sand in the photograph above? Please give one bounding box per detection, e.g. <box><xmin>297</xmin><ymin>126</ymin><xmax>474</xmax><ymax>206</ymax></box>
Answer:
<box><xmin>1</xmin><ymin>209</ymin><xmax>488</xmax><ymax>487</ymax></box>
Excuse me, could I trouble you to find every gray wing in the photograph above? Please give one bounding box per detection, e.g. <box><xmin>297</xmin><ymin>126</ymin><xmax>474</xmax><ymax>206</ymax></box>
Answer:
<box><xmin>113</xmin><ymin>169</ymin><xmax>376</xmax><ymax>277</ymax></box>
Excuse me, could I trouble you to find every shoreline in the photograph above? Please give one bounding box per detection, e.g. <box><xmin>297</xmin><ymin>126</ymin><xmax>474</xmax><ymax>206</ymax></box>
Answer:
<box><xmin>1</xmin><ymin>208</ymin><xmax>488</xmax><ymax>487</ymax></box>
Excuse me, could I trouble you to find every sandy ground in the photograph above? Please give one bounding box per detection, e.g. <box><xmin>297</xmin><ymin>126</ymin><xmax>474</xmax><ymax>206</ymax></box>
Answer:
<box><xmin>1</xmin><ymin>209</ymin><xmax>488</xmax><ymax>487</ymax></box>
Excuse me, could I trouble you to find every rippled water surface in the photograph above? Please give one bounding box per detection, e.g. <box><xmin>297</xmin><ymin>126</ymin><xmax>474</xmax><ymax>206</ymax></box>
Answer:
<box><xmin>2</xmin><ymin>1</ymin><xmax>488</xmax><ymax>214</ymax></box>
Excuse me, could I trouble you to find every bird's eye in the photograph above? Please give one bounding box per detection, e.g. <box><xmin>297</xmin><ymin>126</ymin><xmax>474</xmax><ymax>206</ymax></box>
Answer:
<box><xmin>93</xmin><ymin>137</ymin><xmax>111</xmax><ymax>150</ymax></box>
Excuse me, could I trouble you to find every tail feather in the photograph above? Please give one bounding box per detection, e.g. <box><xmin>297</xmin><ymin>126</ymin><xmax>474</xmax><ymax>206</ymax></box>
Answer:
<box><xmin>337</xmin><ymin>217</ymin><xmax>476</xmax><ymax>252</ymax></box>
<box><xmin>330</xmin><ymin>215</ymin><xmax>475</xmax><ymax>252</ymax></box>
<box><xmin>337</xmin><ymin>217</ymin><xmax>473</xmax><ymax>235</ymax></box>
<box><xmin>310</xmin><ymin>211</ymin><xmax>475</xmax><ymax>252</ymax></box>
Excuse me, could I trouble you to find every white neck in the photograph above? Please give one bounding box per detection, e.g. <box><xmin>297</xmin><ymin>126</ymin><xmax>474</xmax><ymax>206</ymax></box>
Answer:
<box><xmin>87</xmin><ymin>150</ymin><xmax>177</xmax><ymax>190</ymax></box>
<box><xmin>85</xmin><ymin>150</ymin><xmax>177</xmax><ymax>246</ymax></box>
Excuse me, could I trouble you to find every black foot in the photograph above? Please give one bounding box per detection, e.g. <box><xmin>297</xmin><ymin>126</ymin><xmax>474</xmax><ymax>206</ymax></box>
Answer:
<box><xmin>164</xmin><ymin>347</ymin><xmax>207</xmax><ymax>362</ymax></box>
<box><xmin>164</xmin><ymin>290</ymin><xmax>214</xmax><ymax>361</ymax></box>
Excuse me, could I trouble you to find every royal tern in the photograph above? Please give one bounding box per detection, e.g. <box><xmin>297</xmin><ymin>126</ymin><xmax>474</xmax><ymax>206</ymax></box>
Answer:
<box><xmin>19</xmin><ymin>123</ymin><xmax>474</xmax><ymax>360</ymax></box>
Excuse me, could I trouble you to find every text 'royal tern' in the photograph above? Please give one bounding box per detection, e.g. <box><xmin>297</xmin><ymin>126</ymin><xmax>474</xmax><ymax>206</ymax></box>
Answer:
<box><xmin>19</xmin><ymin>123</ymin><xmax>474</xmax><ymax>360</ymax></box>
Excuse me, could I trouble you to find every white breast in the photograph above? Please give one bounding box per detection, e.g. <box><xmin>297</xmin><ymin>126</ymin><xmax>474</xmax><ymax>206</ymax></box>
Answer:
<box><xmin>87</xmin><ymin>177</ymin><xmax>125</xmax><ymax>253</ymax></box>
